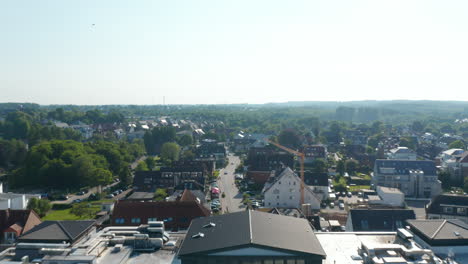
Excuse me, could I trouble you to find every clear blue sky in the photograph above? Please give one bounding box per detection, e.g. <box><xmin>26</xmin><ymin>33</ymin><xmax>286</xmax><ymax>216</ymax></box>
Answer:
<box><xmin>1</xmin><ymin>0</ymin><xmax>468</xmax><ymax>105</ymax></box>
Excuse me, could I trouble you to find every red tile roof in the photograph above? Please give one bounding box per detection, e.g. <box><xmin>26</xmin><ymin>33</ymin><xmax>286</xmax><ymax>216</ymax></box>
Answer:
<box><xmin>0</xmin><ymin>209</ymin><xmax>42</xmax><ymax>236</ymax></box>
<box><xmin>112</xmin><ymin>200</ymin><xmax>210</xmax><ymax>229</ymax></box>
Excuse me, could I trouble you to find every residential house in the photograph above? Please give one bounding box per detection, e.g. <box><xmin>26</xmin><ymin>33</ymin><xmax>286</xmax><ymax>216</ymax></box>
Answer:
<box><xmin>0</xmin><ymin>189</ymin><xmax>41</xmax><ymax>210</ymax></box>
<box><xmin>177</xmin><ymin>210</ymin><xmax>326</xmax><ymax>264</ymax></box>
<box><xmin>246</xmin><ymin>147</ymin><xmax>295</xmax><ymax>169</ymax></box>
<box><xmin>195</xmin><ymin>140</ymin><xmax>226</xmax><ymax>166</ymax></box>
<box><xmin>406</xmin><ymin>219</ymin><xmax>468</xmax><ymax>263</ymax></box>
<box><xmin>438</xmin><ymin>150</ymin><xmax>468</xmax><ymax>186</ymax></box>
<box><xmin>303</xmin><ymin>145</ymin><xmax>327</xmax><ymax>164</ymax></box>
<box><xmin>111</xmin><ymin>198</ymin><xmax>210</xmax><ymax>230</ymax></box>
<box><xmin>245</xmin><ymin>146</ymin><xmax>294</xmax><ymax>185</ymax></box>
<box><xmin>372</xmin><ymin>159</ymin><xmax>442</xmax><ymax>198</ymax></box>
<box><xmin>262</xmin><ymin>167</ymin><xmax>322</xmax><ymax>209</ymax></box>
<box><xmin>18</xmin><ymin>220</ymin><xmax>96</xmax><ymax>245</ymax></box>
<box><xmin>133</xmin><ymin>165</ymin><xmax>205</xmax><ymax>193</ymax></box>
<box><xmin>426</xmin><ymin>194</ymin><xmax>468</xmax><ymax>224</ymax></box>
<box><xmin>0</xmin><ymin>209</ymin><xmax>42</xmax><ymax>244</ymax></box>
<box><xmin>387</xmin><ymin>146</ymin><xmax>417</xmax><ymax>160</ymax></box>
<box><xmin>303</xmin><ymin>172</ymin><xmax>329</xmax><ymax>200</ymax></box>
<box><xmin>345</xmin><ymin>208</ymin><xmax>416</xmax><ymax>232</ymax></box>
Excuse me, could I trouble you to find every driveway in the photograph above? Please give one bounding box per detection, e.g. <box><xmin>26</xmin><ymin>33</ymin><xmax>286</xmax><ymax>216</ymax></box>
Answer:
<box><xmin>218</xmin><ymin>154</ymin><xmax>243</xmax><ymax>213</ymax></box>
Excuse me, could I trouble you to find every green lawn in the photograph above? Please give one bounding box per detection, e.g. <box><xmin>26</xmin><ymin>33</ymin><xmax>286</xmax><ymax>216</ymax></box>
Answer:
<box><xmin>43</xmin><ymin>201</ymin><xmax>107</xmax><ymax>221</ymax></box>
<box><xmin>42</xmin><ymin>208</ymin><xmax>89</xmax><ymax>221</ymax></box>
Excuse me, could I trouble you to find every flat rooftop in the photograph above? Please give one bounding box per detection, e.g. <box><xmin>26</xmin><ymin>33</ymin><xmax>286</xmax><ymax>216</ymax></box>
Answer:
<box><xmin>316</xmin><ymin>232</ymin><xmax>396</xmax><ymax>264</ymax></box>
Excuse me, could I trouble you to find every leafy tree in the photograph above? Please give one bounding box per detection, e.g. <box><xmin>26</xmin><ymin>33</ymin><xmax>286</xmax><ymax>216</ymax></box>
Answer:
<box><xmin>71</xmin><ymin>203</ymin><xmax>96</xmax><ymax>219</ymax></box>
<box><xmin>448</xmin><ymin>140</ymin><xmax>465</xmax><ymax>150</ymax></box>
<box><xmin>438</xmin><ymin>170</ymin><xmax>451</xmax><ymax>189</ymax></box>
<box><xmin>181</xmin><ymin>150</ymin><xmax>195</xmax><ymax>160</ymax></box>
<box><xmin>278</xmin><ymin>129</ymin><xmax>302</xmax><ymax>149</ymax></box>
<box><xmin>27</xmin><ymin>198</ymin><xmax>51</xmax><ymax>217</ymax></box>
<box><xmin>400</xmin><ymin>137</ymin><xmax>417</xmax><ymax>150</ymax></box>
<box><xmin>411</xmin><ymin>121</ymin><xmax>425</xmax><ymax>133</ymax></box>
<box><xmin>336</xmin><ymin>159</ymin><xmax>346</xmax><ymax>176</ymax></box>
<box><xmin>145</xmin><ymin>157</ymin><xmax>156</xmax><ymax>170</ymax></box>
<box><xmin>310</xmin><ymin>159</ymin><xmax>327</xmax><ymax>173</ymax></box>
<box><xmin>119</xmin><ymin>164</ymin><xmax>132</xmax><ymax>186</ymax></box>
<box><xmin>154</xmin><ymin>188</ymin><xmax>168</xmax><ymax>201</ymax></box>
<box><xmin>177</xmin><ymin>134</ymin><xmax>193</xmax><ymax>146</ymax></box>
<box><xmin>143</xmin><ymin>127</ymin><xmax>176</xmax><ymax>155</ymax></box>
<box><xmin>93</xmin><ymin>168</ymin><xmax>113</xmax><ymax>186</ymax></box>
<box><xmin>334</xmin><ymin>177</ymin><xmax>347</xmax><ymax>192</ymax></box>
<box><xmin>135</xmin><ymin>161</ymin><xmax>149</xmax><ymax>171</ymax></box>
<box><xmin>345</xmin><ymin>159</ymin><xmax>359</xmax><ymax>175</ymax></box>
<box><xmin>161</xmin><ymin>142</ymin><xmax>181</xmax><ymax>162</ymax></box>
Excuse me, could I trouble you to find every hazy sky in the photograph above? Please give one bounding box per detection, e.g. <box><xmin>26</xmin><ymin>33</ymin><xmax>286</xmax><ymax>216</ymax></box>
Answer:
<box><xmin>1</xmin><ymin>1</ymin><xmax>468</xmax><ymax>105</ymax></box>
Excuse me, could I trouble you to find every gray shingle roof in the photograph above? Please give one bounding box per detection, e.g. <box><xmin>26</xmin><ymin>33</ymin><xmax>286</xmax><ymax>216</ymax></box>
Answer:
<box><xmin>349</xmin><ymin>208</ymin><xmax>415</xmax><ymax>231</ymax></box>
<box><xmin>178</xmin><ymin>210</ymin><xmax>326</xmax><ymax>257</ymax></box>
<box><xmin>18</xmin><ymin>220</ymin><xmax>95</xmax><ymax>243</ymax></box>
<box><xmin>374</xmin><ymin>159</ymin><xmax>437</xmax><ymax>175</ymax></box>
<box><xmin>406</xmin><ymin>219</ymin><xmax>468</xmax><ymax>246</ymax></box>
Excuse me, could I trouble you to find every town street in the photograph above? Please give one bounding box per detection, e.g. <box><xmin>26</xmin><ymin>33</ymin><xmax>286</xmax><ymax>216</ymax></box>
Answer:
<box><xmin>218</xmin><ymin>154</ymin><xmax>243</xmax><ymax>213</ymax></box>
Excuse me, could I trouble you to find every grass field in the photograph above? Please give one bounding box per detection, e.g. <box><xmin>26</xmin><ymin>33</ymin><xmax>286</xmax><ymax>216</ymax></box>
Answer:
<box><xmin>42</xmin><ymin>200</ymin><xmax>112</xmax><ymax>221</ymax></box>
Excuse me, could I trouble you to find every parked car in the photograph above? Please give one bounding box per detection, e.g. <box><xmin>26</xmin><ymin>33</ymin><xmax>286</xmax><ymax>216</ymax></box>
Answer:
<box><xmin>329</xmin><ymin>202</ymin><xmax>335</xmax><ymax>208</ymax></box>
<box><xmin>76</xmin><ymin>191</ymin><xmax>86</xmax><ymax>195</ymax></box>
<box><xmin>105</xmin><ymin>194</ymin><xmax>114</xmax><ymax>199</ymax></box>
<box><xmin>339</xmin><ymin>203</ymin><xmax>345</xmax><ymax>210</ymax></box>
<box><xmin>347</xmin><ymin>192</ymin><xmax>352</xmax><ymax>197</ymax></box>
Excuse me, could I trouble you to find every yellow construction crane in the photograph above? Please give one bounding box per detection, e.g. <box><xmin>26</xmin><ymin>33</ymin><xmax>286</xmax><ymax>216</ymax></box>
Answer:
<box><xmin>265</xmin><ymin>139</ymin><xmax>306</xmax><ymax>205</ymax></box>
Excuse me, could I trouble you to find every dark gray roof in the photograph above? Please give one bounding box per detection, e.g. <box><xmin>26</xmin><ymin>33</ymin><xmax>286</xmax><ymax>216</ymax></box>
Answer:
<box><xmin>374</xmin><ymin>159</ymin><xmax>437</xmax><ymax>175</ymax></box>
<box><xmin>406</xmin><ymin>219</ymin><xmax>468</xmax><ymax>246</ymax></box>
<box><xmin>427</xmin><ymin>194</ymin><xmax>468</xmax><ymax>216</ymax></box>
<box><xmin>304</xmin><ymin>172</ymin><xmax>329</xmax><ymax>186</ymax></box>
<box><xmin>19</xmin><ymin>220</ymin><xmax>95</xmax><ymax>243</ymax></box>
<box><xmin>178</xmin><ymin>210</ymin><xmax>325</xmax><ymax>257</ymax></box>
<box><xmin>349</xmin><ymin>208</ymin><xmax>415</xmax><ymax>231</ymax></box>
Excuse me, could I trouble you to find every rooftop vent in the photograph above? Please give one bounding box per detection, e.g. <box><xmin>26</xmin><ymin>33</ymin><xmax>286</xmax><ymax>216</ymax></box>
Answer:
<box><xmin>454</xmin><ymin>231</ymin><xmax>461</xmax><ymax>237</ymax></box>
<box><xmin>203</xmin><ymin>222</ymin><xmax>216</xmax><ymax>228</ymax></box>
<box><xmin>192</xmin><ymin>232</ymin><xmax>205</xmax><ymax>239</ymax></box>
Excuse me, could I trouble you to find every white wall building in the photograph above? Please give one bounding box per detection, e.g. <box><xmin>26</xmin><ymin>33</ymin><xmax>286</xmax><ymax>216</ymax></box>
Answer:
<box><xmin>376</xmin><ymin>186</ymin><xmax>405</xmax><ymax>207</ymax></box>
<box><xmin>0</xmin><ymin>184</ymin><xmax>41</xmax><ymax>210</ymax></box>
<box><xmin>262</xmin><ymin>167</ymin><xmax>321</xmax><ymax>209</ymax></box>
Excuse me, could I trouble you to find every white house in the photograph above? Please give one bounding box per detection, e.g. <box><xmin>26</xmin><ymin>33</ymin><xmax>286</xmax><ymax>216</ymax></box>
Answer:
<box><xmin>0</xmin><ymin>183</ymin><xmax>41</xmax><ymax>210</ymax></box>
<box><xmin>262</xmin><ymin>167</ymin><xmax>321</xmax><ymax>209</ymax></box>
<box><xmin>387</xmin><ymin>147</ymin><xmax>417</xmax><ymax>160</ymax></box>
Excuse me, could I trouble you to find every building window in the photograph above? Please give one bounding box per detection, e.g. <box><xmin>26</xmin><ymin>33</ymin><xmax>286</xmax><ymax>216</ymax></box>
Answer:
<box><xmin>443</xmin><ymin>207</ymin><xmax>454</xmax><ymax>214</ymax></box>
<box><xmin>289</xmin><ymin>196</ymin><xmax>292</xmax><ymax>200</ymax></box>
<box><xmin>148</xmin><ymin>218</ymin><xmax>157</xmax><ymax>223</ymax></box>
<box><xmin>361</xmin><ymin>220</ymin><xmax>369</xmax><ymax>230</ymax></box>
<box><xmin>293</xmin><ymin>182</ymin><xmax>296</xmax><ymax>185</ymax></box>
<box><xmin>131</xmin><ymin>218</ymin><xmax>141</xmax><ymax>224</ymax></box>
<box><xmin>396</xmin><ymin>220</ymin><xmax>403</xmax><ymax>228</ymax></box>
<box><xmin>115</xmin><ymin>218</ymin><xmax>125</xmax><ymax>224</ymax></box>
<box><xmin>279</xmin><ymin>181</ymin><xmax>281</xmax><ymax>184</ymax></box>
<box><xmin>276</xmin><ymin>195</ymin><xmax>280</xmax><ymax>199</ymax></box>
<box><xmin>457</xmin><ymin>207</ymin><xmax>467</xmax><ymax>215</ymax></box>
